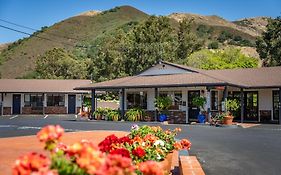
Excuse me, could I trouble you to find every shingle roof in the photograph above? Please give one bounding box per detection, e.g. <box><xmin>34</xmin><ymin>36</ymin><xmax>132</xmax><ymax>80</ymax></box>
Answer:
<box><xmin>76</xmin><ymin>73</ymin><xmax>226</xmax><ymax>90</ymax></box>
<box><xmin>0</xmin><ymin>79</ymin><xmax>91</xmax><ymax>93</ymax></box>
<box><xmin>75</xmin><ymin>63</ymin><xmax>281</xmax><ymax>90</ymax></box>
<box><xmin>204</xmin><ymin>66</ymin><xmax>281</xmax><ymax>88</ymax></box>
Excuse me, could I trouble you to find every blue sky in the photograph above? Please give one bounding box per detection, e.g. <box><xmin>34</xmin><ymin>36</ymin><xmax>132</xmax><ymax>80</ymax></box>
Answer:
<box><xmin>0</xmin><ymin>0</ymin><xmax>280</xmax><ymax>44</ymax></box>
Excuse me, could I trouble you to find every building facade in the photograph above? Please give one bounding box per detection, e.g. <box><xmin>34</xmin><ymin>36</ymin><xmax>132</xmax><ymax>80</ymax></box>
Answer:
<box><xmin>0</xmin><ymin>79</ymin><xmax>91</xmax><ymax>115</ymax></box>
<box><xmin>76</xmin><ymin>61</ymin><xmax>281</xmax><ymax>124</ymax></box>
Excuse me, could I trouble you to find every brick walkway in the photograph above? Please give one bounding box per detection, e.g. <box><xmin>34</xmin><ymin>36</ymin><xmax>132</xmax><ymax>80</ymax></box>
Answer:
<box><xmin>0</xmin><ymin>131</ymin><xmax>127</xmax><ymax>175</ymax></box>
<box><xmin>0</xmin><ymin>131</ymin><xmax>205</xmax><ymax>175</ymax></box>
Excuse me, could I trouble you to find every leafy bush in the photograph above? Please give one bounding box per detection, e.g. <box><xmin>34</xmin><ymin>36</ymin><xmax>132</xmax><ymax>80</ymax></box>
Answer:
<box><xmin>125</xmin><ymin>108</ymin><xmax>145</xmax><ymax>121</ymax></box>
<box><xmin>93</xmin><ymin>107</ymin><xmax>110</xmax><ymax>120</ymax></box>
<box><xmin>192</xmin><ymin>96</ymin><xmax>206</xmax><ymax>111</ymax></box>
<box><xmin>225</xmin><ymin>99</ymin><xmax>240</xmax><ymax>115</ymax></box>
<box><xmin>186</xmin><ymin>47</ymin><xmax>258</xmax><ymax>70</ymax></box>
<box><xmin>107</xmin><ymin>110</ymin><xmax>120</xmax><ymax>121</ymax></box>
<box><xmin>154</xmin><ymin>96</ymin><xmax>172</xmax><ymax>114</ymax></box>
<box><xmin>208</xmin><ymin>41</ymin><xmax>219</xmax><ymax>49</ymax></box>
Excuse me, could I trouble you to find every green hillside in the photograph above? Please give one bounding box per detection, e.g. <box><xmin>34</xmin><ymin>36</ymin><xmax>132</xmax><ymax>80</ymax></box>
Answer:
<box><xmin>0</xmin><ymin>6</ymin><xmax>148</xmax><ymax>78</ymax></box>
<box><xmin>0</xmin><ymin>6</ymin><xmax>267</xmax><ymax>79</ymax></box>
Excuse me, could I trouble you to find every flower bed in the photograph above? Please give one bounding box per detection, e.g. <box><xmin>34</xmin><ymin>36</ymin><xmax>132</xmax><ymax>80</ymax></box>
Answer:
<box><xmin>13</xmin><ymin>125</ymin><xmax>191</xmax><ymax>175</ymax></box>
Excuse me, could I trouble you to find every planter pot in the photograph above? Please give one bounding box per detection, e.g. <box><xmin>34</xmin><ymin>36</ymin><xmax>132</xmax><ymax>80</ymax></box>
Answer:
<box><xmin>95</xmin><ymin>115</ymin><xmax>102</xmax><ymax>120</ymax></box>
<box><xmin>197</xmin><ymin>114</ymin><xmax>206</xmax><ymax>123</ymax></box>
<box><xmin>223</xmin><ymin>115</ymin><xmax>234</xmax><ymax>125</ymax></box>
<box><xmin>159</xmin><ymin>114</ymin><xmax>167</xmax><ymax>122</ymax></box>
<box><xmin>157</xmin><ymin>152</ymin><xmax>173</xmax><ymax>173</ymax></box>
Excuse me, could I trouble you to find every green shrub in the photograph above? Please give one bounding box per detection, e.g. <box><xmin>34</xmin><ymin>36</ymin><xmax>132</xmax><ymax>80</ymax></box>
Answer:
<box><xmin>208</xmin><ymin>41</ymin><xmax>219</xmax><ymax>49</ymax></box>
<box><xmin>155</xmin><ymin>96</ymin><xmax>172</xmax><ymax>114</ymax></box>
<box><xmin>107</xmin><ymin>110</ymin><xmax>120</xmax><ymax>121</ymax></box>
<box><xmin>125</xmin><ymin>108</ymin><xmax>145</xmax><ymax>121</ymax></box>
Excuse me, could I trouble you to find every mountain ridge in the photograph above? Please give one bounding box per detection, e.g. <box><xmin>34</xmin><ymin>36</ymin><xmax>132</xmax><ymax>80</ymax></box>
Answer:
<box><xmin>0</xmin><ymin>5</ymin><xmax>268</xmax><ymax>78</ymax></box>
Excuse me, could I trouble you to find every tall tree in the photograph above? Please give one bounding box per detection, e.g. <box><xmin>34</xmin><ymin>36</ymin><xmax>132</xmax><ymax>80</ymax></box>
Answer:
<box><xmin>35</xmin><ymin>48</ymin><xmax>87</xmax><ymax>79</ymax></box>
<box><xmin>256</xmin><ymin>17</ymin><xmax>281</xmax><ymax>66</ymax></box>
<box><xmin>176</xmin><ymin>18</ymin><xmax>203</xmax><ymax>60</ymax></box>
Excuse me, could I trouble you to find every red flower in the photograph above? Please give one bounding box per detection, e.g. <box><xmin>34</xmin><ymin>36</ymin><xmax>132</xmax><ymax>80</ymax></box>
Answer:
<box><xmin>119</xmin><ymin>136</ymin><xmax>131</xmax><ymax>143</ymax></box>
<box><xmin>37</xmin><ymin>125</ymin><xmax>64</xmax><ymax>143</ymax></box>
<box><xmin>180</xmin><ymin>139</ymin><xmax>192</xmax><ymax>150</ymax></box>
<box><xmin>139</xmin><ymin>161</ymin><xmax>164</xmax><ymax>175</ymax></box>
<box><xmin>132</xmin><ymin>147</ymin><xmax>146</xmax><ymax>158</ymax></box>
<box><xmin>13</xmin><ymin>152</ymin><xmax>51</xmax><ymax>175</ymax></box>
<box><xmin>98</xmin><ymin>134</ymin><xmax>119</xmax><ymax>152</ymax></box>
<box><xmin>110</xmin><ymin>148</ymin><xmax>131</xmax><ymax>158</ymax></box>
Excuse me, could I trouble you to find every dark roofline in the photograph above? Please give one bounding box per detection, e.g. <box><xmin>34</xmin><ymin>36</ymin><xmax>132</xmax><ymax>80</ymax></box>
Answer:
<box><xmin>74</xmin><ymin>82</ymin><xmax>246</xmax><ymax>90</ymax></box>
<box><xmin>0</xmin><ymin>91</ymin><xmax>89</xmax><ymax>94</ymax></box>
<box><xmin>160</xmin><ymin>61</ymin><xmax>200</xmax><ymax>73</ymax></box>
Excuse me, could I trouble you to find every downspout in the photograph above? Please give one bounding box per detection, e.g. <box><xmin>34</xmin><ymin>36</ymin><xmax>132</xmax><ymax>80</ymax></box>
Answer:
<box><xmin>279</xmin><ymin>88</ymin><xmax>281</xmax><ymax>125</ymax></box>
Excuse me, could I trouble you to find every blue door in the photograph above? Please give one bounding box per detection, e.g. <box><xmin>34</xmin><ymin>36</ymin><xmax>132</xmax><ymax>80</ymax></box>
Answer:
<box><xmin>68</xmin><ymin>95</ymin><xmax>76</xmax><ymax>114</ymax></box>
<box><xmin>13</xmin><ymin>94</ymin><xmax>21</xmax><ymax>114</ymax></box>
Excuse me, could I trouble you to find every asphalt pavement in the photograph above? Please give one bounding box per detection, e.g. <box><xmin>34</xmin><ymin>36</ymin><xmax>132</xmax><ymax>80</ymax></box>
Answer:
<box><xmin>0</xmin><ymin>115</ymin><xmax>281</xmax><ymax>175</ymax></box>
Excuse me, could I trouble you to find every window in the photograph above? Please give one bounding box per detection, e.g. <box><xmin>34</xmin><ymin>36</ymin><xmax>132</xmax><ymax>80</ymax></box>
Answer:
<box><xmin>24</xmin><ymin>94</ymin><xmax>43</xmax><ymax>107</ymax></box>
<box><xmin>158</xmin><ymin>91</ymin><xmax>182</xmax><ymax>110</ymax></box>
<box><xmin>174</xmin><ymin>92</ymin><xmax>182</xmax><ymax>106</ymax></box>
<box><xmin>211</xmin><ymin>91</ymin><xmax>218</xmax><ymax>111</ymax></box>
<box><xmin>159</xmin><ymin>92</ymin><xmax>168</xmax><ymax>97</ymax></box>
<box><xmin>127</xmin><ymin>92</ymin><xmax>147</xmax><ymax>109</ymax></box>
<box><xmin>47</xmin><ymin>94</ymin><xmax>65</xmax><ymax>106</ymax></box>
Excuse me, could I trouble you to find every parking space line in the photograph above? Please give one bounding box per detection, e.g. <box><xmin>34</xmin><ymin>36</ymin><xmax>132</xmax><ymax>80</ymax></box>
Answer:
<box><xmin>9</xmin><ymin>115</ymin><xmax>18</xmax><ymax>120</ymax></box>
<box><xmin>44</xmin><ymin>115</ymin><xmax>48</xmax><ymax>119</ymax></box>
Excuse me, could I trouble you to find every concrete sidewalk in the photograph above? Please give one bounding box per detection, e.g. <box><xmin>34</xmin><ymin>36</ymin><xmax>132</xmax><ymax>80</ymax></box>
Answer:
<box><xmin>0</xmin><ymin>131</ymin><xmax>127</xmax><ymax>175</ymax></box>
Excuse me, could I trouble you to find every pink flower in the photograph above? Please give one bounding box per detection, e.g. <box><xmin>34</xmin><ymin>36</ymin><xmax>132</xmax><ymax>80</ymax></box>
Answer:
<box><xmin>37</xmin><ymin>125</ymin><xmax>64</xmax><ymax>143</ymax></box>
<box><xmin>96</xmin><ymin>154</ymin><xmax>136</xmax><ymax>175</ymax></box>
<box><xmin>139</xmin><ymin>161</ymin><xmax>164</xmax><ymax>175</ymax></box>
<box><xmin>74</xmin><ymin>141</ymin><xmax>105</xmax><ymax>175</ymax></box>
<box><xmin>13</xmin><ymin>152</ymin><xmax>51</xmax><ymax>175</ymax></box>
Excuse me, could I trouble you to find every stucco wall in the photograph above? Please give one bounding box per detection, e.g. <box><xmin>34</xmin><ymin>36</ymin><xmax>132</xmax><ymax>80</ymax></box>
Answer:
<box><xmin>259</xmin><ymin>89</ymin><xmax>273</xmax><ymax>111</ymax></box>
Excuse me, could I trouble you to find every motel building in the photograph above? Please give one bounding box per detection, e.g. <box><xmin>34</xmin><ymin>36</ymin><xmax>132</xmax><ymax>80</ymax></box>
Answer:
<box><xmin>76</xmin><ymin>61</ymin><xmax>281</xmax><ymax>125</ymax></box>
<box><xmin>0</xmin><ymin>79</ymin><xmax>91</xmax><ymax>115</ymax></box>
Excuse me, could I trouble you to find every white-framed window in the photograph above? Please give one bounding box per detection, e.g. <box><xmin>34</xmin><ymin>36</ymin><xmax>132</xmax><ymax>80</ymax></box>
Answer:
<box><xmin>211</xmin><ymin>90</ymin><xmax>219</xmax><ymax>111</ymax></box>
<box><xmin>126</xmin><ymin>92</ymin><xmax>147</xmax><ymax>109</ymax></box>
<box><xmin>47</xmin><ymin>94</ymin><xmax>65</xmax><ymax>106</ymax></box>
<box><xmin>24</xmin><ymin>94</ymin><xmax>43</xmax><ymax>107</ymax></box>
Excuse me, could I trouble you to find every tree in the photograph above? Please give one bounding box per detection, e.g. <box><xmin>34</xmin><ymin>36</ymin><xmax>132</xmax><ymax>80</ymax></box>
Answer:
<box><xmin>185</xmin><ymin>47</ymin><xmax>259</xmax><ymax>70</ymax></box>
<box><xmin>35</xmin><ymin>48</ymin><xmax>87</xmax><ymax>79</ymax></box>
<box><xmin>176</xmin><ymin>18</ymin><xmax>203</xmax><ymax>60</ymax></box>
<box><xmin>256</xmin><ymin>17</ymin><xmax>281</xmax><ymax>66</ymax></box>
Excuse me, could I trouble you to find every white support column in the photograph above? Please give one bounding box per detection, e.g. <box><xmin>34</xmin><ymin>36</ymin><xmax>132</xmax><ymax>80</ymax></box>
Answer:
<box><xmin>0</xmin><ymin>93</ymin><xmax>3</xmax><ymax>116</ymax></box>
<box><xmin>206</xmin><ymin>88</ymin><xmax>211</xmax><ymax>122</ymax></box>
<box><xmin>185</xmin><ymin>90</ymin><xmax>189</xmax><ymax>123</ymax></box>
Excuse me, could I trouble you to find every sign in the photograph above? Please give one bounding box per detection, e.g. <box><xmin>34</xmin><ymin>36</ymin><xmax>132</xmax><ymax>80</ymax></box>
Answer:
<box><xmin>215</xmin><ymin>86</ymin><xmax>225</xmax><ymax>90</ymax></box>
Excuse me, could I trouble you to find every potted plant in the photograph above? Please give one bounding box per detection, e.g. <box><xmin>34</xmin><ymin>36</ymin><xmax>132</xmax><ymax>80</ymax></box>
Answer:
<box><xmin>93</xmin><ymin>107</ymin><xmax>105</xmax><ymax>120</ymax></box>
<box><xmin>154</xmin><ymin>96</ymin><xmax>172</xmax><ymax>122</ymax></box>
<box><xmin>224</xmin><ymin>99</ymin><xmax>240</xmax><ymax>125</ymax></box>
<box><xmin>107</xmin><ymin>110</ymin><xmax>120</xmax><ymax>121</ymax></box>
<box><xmin>192</xmin><ymin>96</ymin><xmax>207</xmax><ymax>123</ymax></box>
<box><xmin>125</xmin><ymin>107</ymin><xmax>145</xmax><ymax>121</ymax></box>
<box><xmin>82</xmin><ymin>98</ymin><xmax>92</xmax><ymax>118</ymax></box>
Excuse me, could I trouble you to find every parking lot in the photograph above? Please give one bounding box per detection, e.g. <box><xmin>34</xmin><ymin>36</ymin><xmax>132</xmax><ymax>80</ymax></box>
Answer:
<box><xmin>1</xmin><ymin>115</ymin><xmax>281</xmax><ymax>175</ymax></box>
